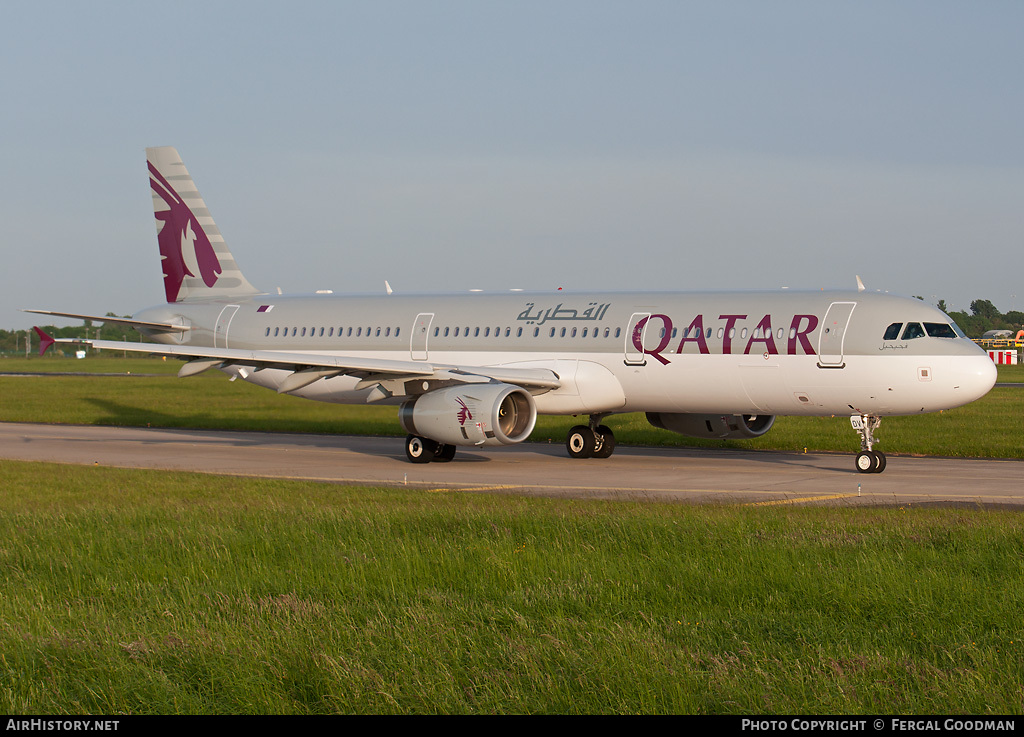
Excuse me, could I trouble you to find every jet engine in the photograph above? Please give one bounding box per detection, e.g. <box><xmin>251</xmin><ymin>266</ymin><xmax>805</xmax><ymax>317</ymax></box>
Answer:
<box><xmin>400</xmin><ymin>384</ymin><xmax>537</xmax><ymax>447</ymax></box>
<box><xmin>646</xmin><ymin>412</ymin><xmax>775</xmax><ymax>439</ymax></box>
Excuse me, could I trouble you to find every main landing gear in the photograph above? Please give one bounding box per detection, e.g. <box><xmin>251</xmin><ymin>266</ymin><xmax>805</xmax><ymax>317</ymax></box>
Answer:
<box><xmin>851</xmin><ymin>414</ymin><xmax>886</xmax><ymax>474</ymax></box>
<box><xmin>566</xmin><ymin>415</ymin><xmax>616</xmax><ymax>459</ymax></box>
<box><xmin>405</xmin><ymin>435</ymin><xmax>457</xmax><ymax>464</ymax></box>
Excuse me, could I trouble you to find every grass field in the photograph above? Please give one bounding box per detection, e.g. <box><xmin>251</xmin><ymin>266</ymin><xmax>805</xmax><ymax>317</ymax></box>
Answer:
<box><xmin>2</xmin><ymin>356</ymin><xmax>1023</xmax><ymax>458</ymax></box>
<box><xmin>1</xmin><ymin>460</ymin><xmax>1022</xmax><ymax>714</ymax></box>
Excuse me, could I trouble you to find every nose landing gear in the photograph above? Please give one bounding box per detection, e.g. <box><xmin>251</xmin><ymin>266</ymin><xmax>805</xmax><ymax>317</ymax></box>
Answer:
<box><xmin>851</xmin><ymin>414</ymin><xmax>886</xmax><ymax>473</ymax></box>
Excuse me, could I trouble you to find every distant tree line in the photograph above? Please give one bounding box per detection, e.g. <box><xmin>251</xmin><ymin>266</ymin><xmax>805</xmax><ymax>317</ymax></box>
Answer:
<box><xmin>935</xmin><ymin>299</ymin><xmax>1024</xmax><ymax>337</ymax></box>
<box><xmin>0</xmin><ymin>314</ymin><xmax>150</xmax><ymax>357</ymax></box>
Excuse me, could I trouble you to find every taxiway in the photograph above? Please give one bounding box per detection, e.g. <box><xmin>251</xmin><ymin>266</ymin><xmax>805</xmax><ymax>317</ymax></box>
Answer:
<box><xmin>1</xmin><ymin>422</ymin><xmax>1021</xmax><ymax>507</ymax></box>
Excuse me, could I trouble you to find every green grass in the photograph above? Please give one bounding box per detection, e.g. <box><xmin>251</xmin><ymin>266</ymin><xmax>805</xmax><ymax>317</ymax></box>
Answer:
<box><xmin>2</xmin><ymin>356</ymin><xmax>1022</xmax><ymax>458</ymax></box>
<box><xmin>1</xmin><ymin>459</ymin><xmax>1022</xmax><ymax>714</ymax></box>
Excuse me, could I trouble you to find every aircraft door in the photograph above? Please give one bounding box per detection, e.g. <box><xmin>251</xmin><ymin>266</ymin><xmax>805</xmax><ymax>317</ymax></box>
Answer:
<box><xmin>411</xmin><ymin>312</ymin><xmax>433</xmax><ymax>361</ymax></box>
<box><xmin>624</xmin><ymin>312</ymin><xmax>651</xmax><ymax>365</ymax></box>
<box><xmin>214</xmin><ymin>304</ymin><xmax>240</xmax><ymax>349</ymax></box>
<box><xmin>818</xmin><ymin>302</ymin><xmax>856</xmax><ymax>367</ymax></box>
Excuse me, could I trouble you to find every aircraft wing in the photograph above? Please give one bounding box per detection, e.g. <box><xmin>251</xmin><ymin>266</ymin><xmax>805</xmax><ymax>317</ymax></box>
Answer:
<box><xmin>39</xmin><ymin>333</ymin><xmax>561</xmax><ymax>394</ymax></box>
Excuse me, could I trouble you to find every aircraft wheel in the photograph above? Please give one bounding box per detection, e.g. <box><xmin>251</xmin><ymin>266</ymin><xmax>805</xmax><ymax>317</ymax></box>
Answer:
<box><xmin>566</xmin><ymin>425</ymin><xmax>596</xmax><ymax>459</ymax></box>
<box><xmin>592</xmin><ymin>425</ymin><xmax>616</xmax><ymax>459</ymax></box>
<box><xmin>871</xmin><ymin>450</ymin><xmax>886</xmax><ymax>473</ymax></box>
<box><xmin>406</xmin><ymin>435</ymin><xmax>437</xmax><ymax>464</ymax></box>
<box><xmin>434</xmin><ymin>443</ymin><xmax>457</xmax><ymax>462</ymax></box>
<box><xmin>855</xmin><ymin>451</ymin><xmax>875</xmax><ymax>474</ymax></box>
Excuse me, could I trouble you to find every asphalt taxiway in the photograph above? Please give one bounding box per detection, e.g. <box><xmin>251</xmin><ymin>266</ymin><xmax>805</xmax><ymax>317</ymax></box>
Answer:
<box><xmin>1</xmin><ymin>422</ymin><xmax>1021</xmax><ymax>507</ymax></box>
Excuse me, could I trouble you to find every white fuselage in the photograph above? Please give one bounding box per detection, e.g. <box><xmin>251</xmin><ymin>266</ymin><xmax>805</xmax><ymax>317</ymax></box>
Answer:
<box><xmin>135</xmin><ymin>288</ymin><xmax>997</xmax><ymax>419</ymax></box>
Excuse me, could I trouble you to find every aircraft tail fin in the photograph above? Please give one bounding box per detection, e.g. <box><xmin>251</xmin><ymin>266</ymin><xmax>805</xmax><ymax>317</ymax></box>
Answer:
<box><xmin>147</xmin><ymin>147</ymin><xmax>262</xmax><ymax>303</ymax></box>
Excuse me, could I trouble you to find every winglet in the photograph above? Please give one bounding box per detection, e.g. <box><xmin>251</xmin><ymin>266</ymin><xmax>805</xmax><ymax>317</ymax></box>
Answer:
<box><xmin>33</xmin><ymin>327</ymin><xmax>55</xmax><ymax>356</ymax></box>
<box><xmin>856</xmin><ymin>275</ymin><xmax>866</xmax><ymax>292</ymax></box>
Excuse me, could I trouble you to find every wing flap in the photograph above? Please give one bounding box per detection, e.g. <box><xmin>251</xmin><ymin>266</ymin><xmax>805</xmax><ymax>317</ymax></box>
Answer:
<box><xmin>50</xmin><ymin>337</ymin><xmax>436</xmax><ymax>377</ymax></box>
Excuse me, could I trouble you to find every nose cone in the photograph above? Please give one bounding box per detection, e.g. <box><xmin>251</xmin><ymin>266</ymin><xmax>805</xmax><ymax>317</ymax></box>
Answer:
<box><xmin>957</xmin><ymin>354</ymin><xmax>998</xmax><ymax>405</ymax></box>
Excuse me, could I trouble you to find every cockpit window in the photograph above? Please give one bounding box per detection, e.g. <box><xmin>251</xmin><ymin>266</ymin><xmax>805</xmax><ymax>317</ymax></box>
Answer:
<box><xmin>901</xmin><ymin>322</ymin><xmax>925</xmax><ymax>340</ymax></box>
<box><xmin>924</xmin><ymin>323</ymin><xmax>957</xmax><ymax>339</ymax></box>
<box><xmin>883</xmin><ymin>323</ymin><xmax>903</xmax><ymax>340</ymax></box>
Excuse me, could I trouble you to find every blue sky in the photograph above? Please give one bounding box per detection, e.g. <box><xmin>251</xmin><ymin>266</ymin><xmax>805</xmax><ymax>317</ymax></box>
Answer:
<box><xmin>3</xmin><ymin>1</ymin><xmax>1022</xmax><ymax>331</ymax></box>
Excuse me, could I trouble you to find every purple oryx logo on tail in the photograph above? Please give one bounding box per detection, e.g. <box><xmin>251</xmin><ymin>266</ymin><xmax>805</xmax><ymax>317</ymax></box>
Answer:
<box><xmin>149</xmin><ymin>162</ymin><xmax>222</xmax><ymax>302</ymax></box>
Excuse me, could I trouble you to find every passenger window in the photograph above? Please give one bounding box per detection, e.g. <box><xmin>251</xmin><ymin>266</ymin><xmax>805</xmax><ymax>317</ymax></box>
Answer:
<box><xmin>534</xmin><ymin>327</ymin><xmax>539</xmax><ymax>337</ymax></box>
<box><xmin>265</xmin><ymin>327</ymin><xmax>270</xmax><ymax>337</ymax></box>
<box><xmin>901</xmin><ymin>323</ymin><xmax>925</xmax><ymax>340</ymax></box>
<box><xmin>301</xmin><ymin>327</ymin><xmax>307</xmax><ymax>337</ymax></box>
<box><xmin>505</xmin><ymin>327</ymin><xmax>511</xmax><ymax>337</ymax></box>
<box><xmin>924</xmin><ymin>323</ymin><xmax>957</xmax><ymax>338</ymax></box>
<box><xmin>883</xmin><ymin>323</ymin><xmax>902</xmax><ymax>340</ymax></box>
<box><xmin>517</xmin><ymin>327</ymin><xmax>522</xmax><ymax>337</ymax></box>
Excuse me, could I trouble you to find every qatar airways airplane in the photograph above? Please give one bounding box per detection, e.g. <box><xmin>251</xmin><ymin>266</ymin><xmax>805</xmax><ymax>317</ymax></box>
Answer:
<box><xmin>30</xmin><ymin>147</ymin><xmax>997</xmax><ymax>472</ymax></box>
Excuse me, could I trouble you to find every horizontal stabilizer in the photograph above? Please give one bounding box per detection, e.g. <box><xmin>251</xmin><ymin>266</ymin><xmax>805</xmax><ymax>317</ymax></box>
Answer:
<box><xmin>23</xmin><ymin>309</ymin><xmax>190</xmax><ymax>333</ymax></box>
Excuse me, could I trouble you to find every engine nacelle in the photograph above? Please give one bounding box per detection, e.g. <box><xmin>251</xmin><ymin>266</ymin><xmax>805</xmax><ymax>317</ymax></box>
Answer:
<box><xmin>400</xmin><ymin>384</ymin><xmax>537</xmax><ymax>447</ymax></box>
<box><xmin>646</xmin><ymin>412</ymin><xmax>775</xmax><ymax>440</ymax></box>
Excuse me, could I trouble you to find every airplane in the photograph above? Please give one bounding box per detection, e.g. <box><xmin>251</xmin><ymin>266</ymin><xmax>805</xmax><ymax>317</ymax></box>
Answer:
<box><xmin>29</xmin><ymin>146</ymin><xmax>997</xmax><ymax>472</ymax></box>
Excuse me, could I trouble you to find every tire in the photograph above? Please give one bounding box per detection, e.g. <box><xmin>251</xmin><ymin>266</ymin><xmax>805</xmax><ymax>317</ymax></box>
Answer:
<box><xmin>855</xmin><ymin>451</ymin><xmax>875</xmax><ymax>474</ymax></box>
<box><xmin>434</xmin><ymin>443</ymin><xmax>457</xmax><ymax>462</ymax></box>
<box><xmin>592</xmin><ymin>425</ymin><xmax>616</xmax><ymax>459</ymax></box>
<box><xmin>566</xmin><ymin>425</ymin><xmax>596</xmax><ymax>459</ymax></box>
<box><xmin>871</xmin><ymin>450</ymin><xmax>886</xmax><ymax>473</ymax></box>
<box><xmin>406</xmin><ymin>435</ymin><xmax>437</xmax><ymax>464</ymax></box>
